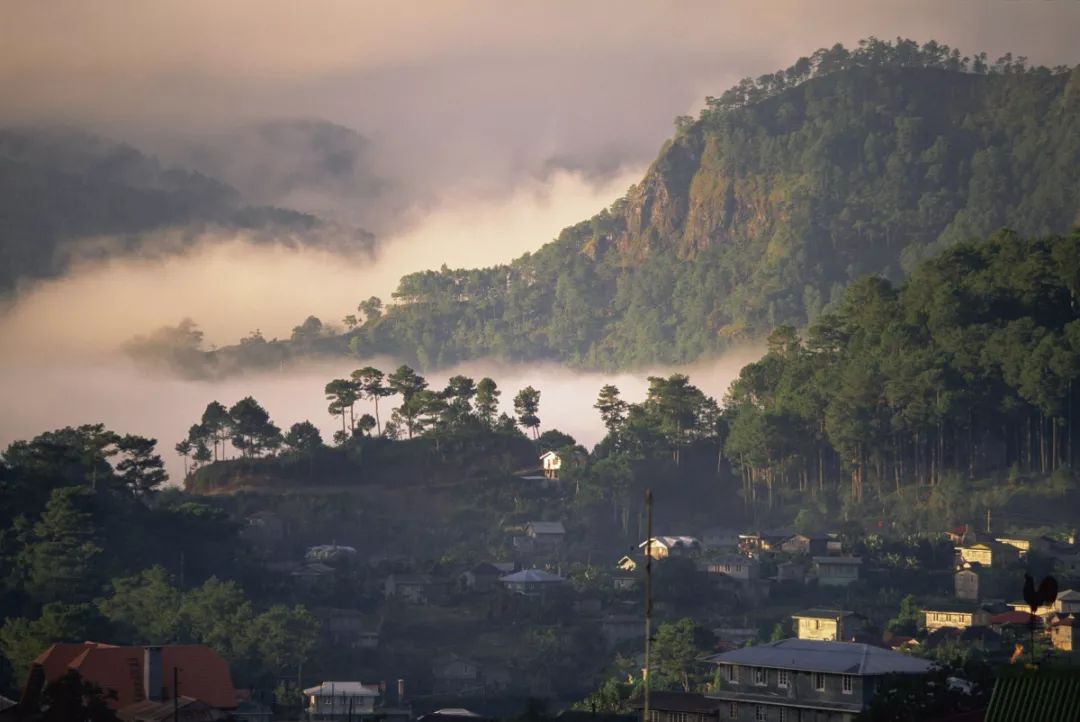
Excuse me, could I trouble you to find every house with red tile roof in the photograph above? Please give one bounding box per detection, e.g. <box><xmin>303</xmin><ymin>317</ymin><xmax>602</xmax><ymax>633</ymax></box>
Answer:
<box><xmin>26</xmin><ymin>642</ymin><xmax>236</xmax><ymax>712</ymax></box>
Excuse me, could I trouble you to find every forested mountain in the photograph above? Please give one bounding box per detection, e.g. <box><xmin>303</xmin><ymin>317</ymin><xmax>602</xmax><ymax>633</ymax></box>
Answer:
<box><xmin>0</xmin><ymin>127</ymin><xmax>374</xmax><ymax>292</ymax></box>
<box><xmin>332</xmin><ymin>39</ymin><xmax>1078</xmax><ymax>370</ymax></box>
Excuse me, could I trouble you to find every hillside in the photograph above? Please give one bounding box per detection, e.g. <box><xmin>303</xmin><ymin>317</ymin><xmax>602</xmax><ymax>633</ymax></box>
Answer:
<box><xmin>0</xmin><ymin>127</ymin><xmax>374</xmax><ymax>292</ymax></box>
<box><xmin>356</xmin><ymin>46</ymin><xmax>1080</xmax><ymax>370</ymax></box>
<box><xmin>124</xmin><ymin>40</ymin><xmax>1080</xmax><ymax>378</ymax></box>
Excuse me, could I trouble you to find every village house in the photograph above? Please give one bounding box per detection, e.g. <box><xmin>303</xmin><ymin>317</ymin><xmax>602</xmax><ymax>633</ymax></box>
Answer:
<box><xmin>738</xmin><ymin>530</ymin><xmax>792</xmax><ymax>553</ymax></box>
<box><xmin>944</xmin><ymin>525</ymin><xmax>976</xmax><ymax>546</ymax></box>
<box><xmin>989</xmin><ymin>610</ymin><xmax>1040</xmax><ymax>635</ymax></box>
<box><xmin>460</xmin><ymin>562</ymin><xmax>509</xmax><ymax>592</ymax></box>
<box><xmin>540</xmin><ymin>450</ymin><xmax>562</xmax><ymax>479</ymax></box>
<box><xmin>431</xmin><ymin>655</ymin><xmax>482</xmax><ymax>696</ymax></box>
<box><xmin>773</xmin><ymin>561</ymin><xmax>807</xmax><ymax>584</ymax></box>
<box><xmin>954</xmin><ymin>566</ymin><xmax>980</xmax><ymax>601</ymax></box>
<box><xmin>613</xmin><ymin>570</ymin><xmax>638</xmax><ymax>591</ymax></box>
<box><xmin>1056</xmin><ymin>589</ymin><xmax>1080</xmax><ymax>615</ymax></box>
<box><xmin>957</xmin><ymin>541</ymin><xmax>1020</xmax><ymax>567</ymax></box>
<box><xmin>995</xmin><ymin>535</ymin><xmax>1041</xmax><ymax>557</ymax></box>
<box><xmin>617</xmin><ymin>555</ymin><xmax>638</xmax><ymax>571</ymax></box>
<box><xmin>640</xmin><ymin>536</ymin><xmax>701</xmax><ymax>559</ymax></box>
<box><xmin>25</xmin><ymin>642</ymin><xmax>236</xmax><ymax>715</ymax></box>
<box><xmin>306</xmin><ymin>544</ymin><xmax>358</xmax><ymax>564</ymax></box>
<box><xmin>304</xmin><ymin>681</ymin><xmax>378</xmax><ymax>721</ymax></box>
<box><xmin>525</xmin><ymin>521</ymin><xmax>566</xmax><ymax>549</ymax></box>
<box><xmin>699</xmin><ymin>555</ymin><xmax>760</xmax><ymax>582</ymax></box>
<box><xmin>383</xmin><ymin>574</ymin><xmax>450</xmax><ymax>604</ymax></box>
<box><xmin>706</xmin><ymin>638</ymin><xmax>933</xmax><ymax>722</ymax></box>
<box><xmin>702</xmin><ymin>527</ymin><xmax>741</xmax><ymax>550</ymax></box>
<box><xmin>812</xmin><ymin>556</ymin><xmax>862</xmax><ymax>587</ymax></box>
<box><xmin>922</xmin><ymin>603</ymin><xmax>992</xmax><ymax>632</ymax></box>
<box><xmin>791</xmin><ymin>609</ymin><xmax>865</xmax><ymax>642</ymax></box>
<box><xmin>634</xmin><ymin>691</ymin><xmax>721</xmax><ymax>722</ymax></box>
<box><xmin>1049</xmin><ymin>615</ymin><xmax>1078</xmax><ymax>652</ymax></box>
<box><xmin>499</xmin><ymin>568</ymin><xmax>565</xmax><ymax>596</ymax></box>
<box><xmin>781</xmin><ymin>534</ymin><xmax>830</xmax><ymax>556</ymax></box>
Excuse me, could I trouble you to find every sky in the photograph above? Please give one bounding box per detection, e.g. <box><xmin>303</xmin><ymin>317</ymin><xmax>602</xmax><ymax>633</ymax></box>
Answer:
<box><xmin>1</xmin><ymin>0</ymin><xmax>1079</xmax><ymax>477</ymax></box>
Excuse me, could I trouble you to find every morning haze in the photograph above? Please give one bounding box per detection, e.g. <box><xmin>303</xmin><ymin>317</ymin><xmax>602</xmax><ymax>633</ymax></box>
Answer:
<box><xmin>2</xmin><ymin>2</ymin><xmax>1080</xmax><ymax>721</ymax></box>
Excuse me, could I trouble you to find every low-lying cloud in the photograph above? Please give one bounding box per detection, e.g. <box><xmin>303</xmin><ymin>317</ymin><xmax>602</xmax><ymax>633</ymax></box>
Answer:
<box><xmin>0</xmin><ymin>165</ymin><xmax>642</xmax><ymax>357</ymax></box>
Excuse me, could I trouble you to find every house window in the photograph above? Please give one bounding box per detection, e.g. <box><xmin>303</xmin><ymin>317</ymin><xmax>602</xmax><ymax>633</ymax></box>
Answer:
<box><xmin>672</xmin><ymin>713</ymin><xmax>688</xmax><ymax>722</ymax></box>
<box><xmin>777</xmin><ymin>669</ymin><xmax>789</xmax><ymax>689</ymax></box>
<box><xmin>755</xmin><ymin>705</ymin><xmax>767</xmax><ymax>722</ymax></box>
<box><xmin>727</xmin><ymin>665</ymin><xmax>738</xmax><ymax>683</ymax></box>
<box><xmin>754</xmin><ymin>667</ymin><xmax>767</xmax><ymax>686</ymax></box>
<box><xmin>778</xmin><ymin>708</ymin><xmax>786</xmax><ymax>722</ymax></box>
<box><xmin>728</xmin><ymin>702</ymin><xmax>737</xmax><ymax>719</ymax></box>
<box><xmin>814</xmin><ymin>673</ymin><xmax>826</xmax><ymax>691</ymax></box>
<box><xmin>842</xmin><ymin>675</ymin><xmax>853</xmax><ymax>695</ymax></box>
<box><xmin>648</xmin><ymin>711</ymin><xmax>659</xmax><ymax>722</ymax></box>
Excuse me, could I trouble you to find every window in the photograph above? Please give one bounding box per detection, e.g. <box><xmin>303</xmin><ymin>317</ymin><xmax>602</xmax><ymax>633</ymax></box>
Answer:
<box><xmin>728</xmin><ymin>702</ymin><xmax>737</xmax><ymax>720</ymax></box>
<box><xmin>672</xmin><ymin>713</ymin><xmax>687</xmax><ymax>722</ymax></box>
<box><xmin>778</xmin><ymin>708</ymin><xmax>786</xmax><ymax>722</ymax></box>
<box><xmin>754</xmin><ymin>667</ymin><xmax>767</xmax><ymax>685</ymax></box>
<box><xmin>842</xmin><ymin>675</ymin><xmax>854</xmax><ymax>695</ymax></box>
<box><xmin>755</xmin><ymin>705</ymin><xmax>767</xmax><ymax>722</ymax></box>
<box><xmin>777</xmin><ymin>669</ymin><xmax>789</xmax><ymax>689</ymax></box>
<box><xmin>647</xmin><ymin>712</ymin><xmax>658</xmax><ymax>722</ymax></box>
<box><xmin>814</xmin><ymin>673</ymin><xmax>826</xmax><ymax>691</ymax></box>
<box><xmin>726</xmin><ymin>665</ymin><xmax>738</xmax><ymax>683</ymax></box>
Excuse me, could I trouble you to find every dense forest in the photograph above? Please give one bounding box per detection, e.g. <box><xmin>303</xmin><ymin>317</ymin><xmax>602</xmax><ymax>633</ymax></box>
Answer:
<box><xmin>154</xmin><ymin>38</ymin><xmax>1080</xmax><ymax>377</ymax></box>
<box><xmin>0</xmin><ymin>127</ymin><xmax>374</xmax><ymax>292</ymax></box>
<box><xmin>172</xmin><ymin>230</ymin><xmax>1080</xmax><ymax>530</ymax></box>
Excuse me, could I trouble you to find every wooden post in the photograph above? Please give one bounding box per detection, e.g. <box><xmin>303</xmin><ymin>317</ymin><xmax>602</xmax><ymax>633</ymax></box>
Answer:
<box><xmin>644</xmin><ymin>489</ymin><xmax>653</xmax><ymax>722</ymax></box>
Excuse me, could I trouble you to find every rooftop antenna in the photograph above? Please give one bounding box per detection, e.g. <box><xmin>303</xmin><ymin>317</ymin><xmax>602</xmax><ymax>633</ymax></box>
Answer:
<box><xmin>644</xmin><ymin>488</ymin><xmax>653</xmax><ymax>722</ymax></box>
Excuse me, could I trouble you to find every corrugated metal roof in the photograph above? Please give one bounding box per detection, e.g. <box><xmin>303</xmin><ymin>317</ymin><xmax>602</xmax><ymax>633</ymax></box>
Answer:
<box><xmin>526</xmin><ymin>521</ymin><xmax>565</xmax><ymax>534</ymax></box>
<box><xmin>705</xmin><ymin>639</ymin><xmax>933</xmax><ymax>675</ymax></box>
<box><xmin>985</xmin><ymin>671</ymin><xmax>1080</xmax><ymax>722</ymax></box>
<box><xmin>303</xmin><ymin>682</ymin><xmax>379</xmax><ymax>697</ymax></box>
<box><xmin>499</xmin><ymin>569</ymin><xmax>564</xmax><ymax>583</ymax></box>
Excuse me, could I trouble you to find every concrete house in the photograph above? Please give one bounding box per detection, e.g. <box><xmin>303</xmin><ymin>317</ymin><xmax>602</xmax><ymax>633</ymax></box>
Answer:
<box><xmin>781</xmin><ymin>534</ymin><xmax>829</xmax><ymax>556</ymax></box>
<box><xmin>525</xmin><ymin>521</ymin><xmax>566</xmax><ymax>549</ymax></box>
<box><xmin>791</xmin><ymin>610</ymin><xmax>864</xmax><ymax>642</ymax></box>
<box><xmin>634</xmin><ymin>691</ymin><xmax>721</xmax><ymax>722</ymax></box>
<box><xmin>923</xmin><ymin>603</ymin><xmax>991</xmax><ymax>632</ymax></box>
<box><xmin>702</xmin><ymin>528</ymin><xmax>741</xmax><ymax>550</ymax></box>
<box><xmin>1056</xmin><ymin>589</ymin><xmax>1080</xmax><ymax>615</ymax></box>
<box><xmin>1049</xmin><ymin>615</ymin><xmax>1078</xmax><ymax>652</ymax></box>
<box><xmin>699</xmin><ymin>555</ymin><xmax>760</xmax><ymax>582</ymax></box>
<box><xmin>954</xmin><ymin>566</ymin><xmax>980</xmax><ymax>601</ymax></box>
<box><xmin>540</xmin><ymin>451</ymin><xmax>563</xmax><ymax>480</ymax></box>
<box><xmin>706</xmin><ymin>639</ymin><xmax>932</xmax><ymax>722</ymax></box>
<box><xmin>957</xmin><ymin>541</ymin><xmax>1020</xmax><ymax>567</ymax></box>
<box><xmin>499</xmin><ymin>569</ymin><xmax>564</xmax><ymax>596</ymax></box>
<box><xmin>640</xmin><ymin>536</ymin><xmax>701</xmax><ymax>559</ymax></box>
<box><xmin>812</xmin><ymin>557</ymin><xmax>862</xmax><ymax>587</ymax></box>
<box><xmin>774</xmin><ymin>561</ymin><xmax>807</xmax><ymax>584</ymax></box>
<box><xmin>303</xmin><ymin>681</ymin><xmax>378</xmax><ymax>720</ymax></box>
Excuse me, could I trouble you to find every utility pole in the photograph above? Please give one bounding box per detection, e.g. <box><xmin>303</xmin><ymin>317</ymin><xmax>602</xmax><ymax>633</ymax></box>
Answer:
<box><xmin>174</xmin><ymin>667</ymin><xmax>180</xmax><ymax>722</ymax></box>
<box><xmin>644</xmin><ymin>489</ymin><xmax>653</xmax><ymax>722</ymax></box>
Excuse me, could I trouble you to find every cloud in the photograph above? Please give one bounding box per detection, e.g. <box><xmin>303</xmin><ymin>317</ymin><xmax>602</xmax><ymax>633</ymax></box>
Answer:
<box><xmin>0</xmin><ymin>165</ymin><xmax>643</xmax><ymax>357</ymax></box>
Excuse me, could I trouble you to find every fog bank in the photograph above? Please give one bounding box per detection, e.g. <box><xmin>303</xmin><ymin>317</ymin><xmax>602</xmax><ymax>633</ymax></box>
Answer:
<box><xmin>0</xmin><ymin>165</ymin><xmax>641</xmax><ymax>357</ymax></box>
